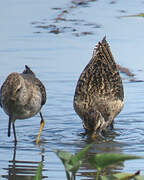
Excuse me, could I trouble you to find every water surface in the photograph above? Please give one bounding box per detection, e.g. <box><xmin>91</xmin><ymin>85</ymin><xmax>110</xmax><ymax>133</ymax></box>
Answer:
<box><xmin>1</xmin><ymin>0</ymin><xmax>144</xmax><ymax>179</ymax></box>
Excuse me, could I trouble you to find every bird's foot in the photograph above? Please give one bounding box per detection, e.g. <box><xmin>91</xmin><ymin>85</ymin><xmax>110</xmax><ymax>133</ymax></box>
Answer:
<box><xmin>36</xmin><ymin>120</ymin><xmax>45</xmax><ymax>144</ymax></box>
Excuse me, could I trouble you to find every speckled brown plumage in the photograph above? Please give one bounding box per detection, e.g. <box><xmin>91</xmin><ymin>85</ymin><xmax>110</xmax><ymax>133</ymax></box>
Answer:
<box><xmin>0</xmin><ymin>65</ymin><xmax>46</xmax><ymax>144</ymax></box>
<box><xmin>73</xmin><ymin>36</ymin><xmax>124</xmax><ymax>134</ymax></box>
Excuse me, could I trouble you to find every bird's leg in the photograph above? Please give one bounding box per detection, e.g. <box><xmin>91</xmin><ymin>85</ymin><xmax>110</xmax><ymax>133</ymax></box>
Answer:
<box><xmin>36</xmin><ymin>112</ymin><xmax>45</xmax><ymax>144</ymax></box>
<box><xmin>8</xmin><ymin>117</ymin><xmax>11</xmax><ymax>137</ymax></box>
<box><xmin>109</xmin><ymin>117</ymin><xmax>115</xmax><ymax>129</ymax></box>
<box><xmin>12</xmin><ymin>122</ymin><xmax>17</xmax><ymax>145</ymax></box>
<box><xmin>110</xmin><ymin>122</ymin><xmax>114</xmax><ymax>129</ymax></box>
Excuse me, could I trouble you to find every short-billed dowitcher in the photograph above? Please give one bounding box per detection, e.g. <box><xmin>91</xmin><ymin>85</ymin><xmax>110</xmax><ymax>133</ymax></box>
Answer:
<box><xmin>0</xmin><ymin>65</ymin><xmax>46</xmax><ymax>144</ymax></box>
<box><xmin>73</xmin><ymin>36</ymin><xmax>124</xmax><ymax>135</ymax></box>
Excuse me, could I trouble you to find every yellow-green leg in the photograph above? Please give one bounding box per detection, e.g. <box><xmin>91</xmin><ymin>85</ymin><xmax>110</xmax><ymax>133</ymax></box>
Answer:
<box><xmin>36</xmin><ymin>112</ymin><xmax>45</xmax><ymax>144</ymax></box>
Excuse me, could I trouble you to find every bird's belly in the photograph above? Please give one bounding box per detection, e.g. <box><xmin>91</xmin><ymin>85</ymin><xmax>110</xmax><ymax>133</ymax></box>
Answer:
<box><xmin>3</xmin><ymin>95</ymin><xmax>42</xmax><ymax>120</ymax></box>
<box><xmin>74</xmin><ymin>98</ymin><xmax>124</xmax><ymax>121</ymax></box>
<box><xmin>16</xmin><ymin>98</ymin><xmax>42</xmax><ymax>119</ymax></box>
<box><xmin>15</xmin><ymin>106</ymin><xmax>41</xmax><ymax>119</ymax></box>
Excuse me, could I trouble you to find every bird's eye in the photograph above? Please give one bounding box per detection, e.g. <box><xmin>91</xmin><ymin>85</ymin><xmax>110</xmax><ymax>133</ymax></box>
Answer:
<box><xmin>16</xmin><ymin>87</ymin><xmax>21</xmax><ymax>93</ymax></box>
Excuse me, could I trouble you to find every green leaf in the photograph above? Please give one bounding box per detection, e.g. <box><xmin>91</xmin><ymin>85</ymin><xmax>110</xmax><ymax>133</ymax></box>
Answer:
<box><xmin>70</xmin><ymin>143</ymin><xmax>94</xmax><ymax>166</ymax></box>
<box><xmin>66</xmin><ymin>160</ymin><xmax>82</xmax><ymax>173</ymax></box>
<box><xmin>101</xmin><ymin>172</ymin><xmax>140</xmax><ymax>180</ymax></box>
<box><xmin>54</xmin><ymin>149</ymin><xmax>73</xmax><ymax>162</ymax></box>
<box><xmin>88</xmin><ymin>153</ymin><xmax>142</xmax><ymax>169</ymax></box>
<box><xmin>101</xmin><ymin>175</ymin><xmax>117</xmax><ymax>180</ymax></box>
<box><xmin>54</xmin><ymin>149</ymin><xmax>79</xmax><ymax>173</ymax></box>
<box><xmin>54</xmin><ymin>143</ymin><xmax>94</xmax><ymax>174</ymax></box>
<box><xmin>34</xmin><ymin>162</ymin><xmax>43</xmax><ymax>180</ymax></box>
<box><xmin>54</xmin><ymin>149</ymin><xmax>74</xmax><ymax>175</ymax></box>
<box><xmin>68</xmin><ymin>143</ymin><xmax>94</xmax><ymax>173</ymax></box>
<box><xmin>135</xmin><ymin>175</ymin><xmax>144</xmax><ymax>180</ymax></box>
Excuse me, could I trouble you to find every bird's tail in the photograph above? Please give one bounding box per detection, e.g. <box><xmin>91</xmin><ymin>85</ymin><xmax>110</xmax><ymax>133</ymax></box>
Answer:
<box><xmin>8</xmin><ymin>117</ymin><xmax>11</xmax><ymax>137</ymax></box>
<box><xmin>23</xmin><ymin>65</ymin><xmax>35</xmax><ymax>76</ymax></box>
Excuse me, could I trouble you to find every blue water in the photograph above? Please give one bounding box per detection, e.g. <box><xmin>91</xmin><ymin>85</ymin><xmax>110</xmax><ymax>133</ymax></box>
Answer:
<box><xmin>1</xmin><ymin>0</ymin><xmax>144</xmax><ymax>179</ymax></box>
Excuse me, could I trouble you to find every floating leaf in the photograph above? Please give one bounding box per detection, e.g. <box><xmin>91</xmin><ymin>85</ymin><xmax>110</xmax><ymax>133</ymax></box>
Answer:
<box><xmin>88</xmin><ymin>153</ymin><xmax>142</xmax><ymax>169</ymax></box>
<box><xmin>34</xmin><ymin>162</ymin><xmax>43</xmax><ymax>180</ymax></box>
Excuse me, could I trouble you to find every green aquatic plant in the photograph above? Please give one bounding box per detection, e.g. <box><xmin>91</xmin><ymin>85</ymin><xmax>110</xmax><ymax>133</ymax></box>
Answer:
<box><xmin>88</xmin><ymin>153</ymin><xmax>142</xmax><ymax>180</ymax></box>
<box><xmin>101</xmin><ymin>170</ymin><xmax>144</xmax><ymax>180</ymax></box>
<box><xmin>54</xmin><ymin>143</ymin><xmax>144</xmax><ymax>180</ymax></box>
<box><xmin>88</xmin><ymin>153</ymin><xmax>141</xmax><ymax>169</ymax></box>
<box><xmin>101</xmin><ymin>171</ymin><xmax>140</xmax><ymax>180</ymax></box>
<box><xmin>34</xmin><ymin>162</ymin><xmax>43</xmax><ymax>180</ymax></box>
<box><xmin>54</xmin><ymin>143</ymin><xmax>94</xmax><ymax>180</ymax></box>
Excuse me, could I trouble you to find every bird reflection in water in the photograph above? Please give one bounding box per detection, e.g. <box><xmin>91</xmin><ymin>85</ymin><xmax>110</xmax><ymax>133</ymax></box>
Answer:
<box><xmin>2</xmin><ymin>146</ymin><xmax>48</xmax><ymax>180</ymax></box>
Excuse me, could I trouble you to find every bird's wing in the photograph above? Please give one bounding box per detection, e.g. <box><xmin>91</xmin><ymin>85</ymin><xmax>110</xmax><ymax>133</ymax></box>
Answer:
<box><xmin>34</xmin><ymin>78</ymin><xmax>47</xmax><ymax>106</ymax></box>
<box><xmin>21</xmin><ymin>65</ymin><xmax>46</xmax><ymax>106</ymax></box>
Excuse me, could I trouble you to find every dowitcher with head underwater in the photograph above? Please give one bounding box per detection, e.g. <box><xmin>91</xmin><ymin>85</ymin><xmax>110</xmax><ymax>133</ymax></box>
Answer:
<box><xmin>74</xmin><ymin>36</ymin><xmax>124</xmax><ymax>136</ymax></box>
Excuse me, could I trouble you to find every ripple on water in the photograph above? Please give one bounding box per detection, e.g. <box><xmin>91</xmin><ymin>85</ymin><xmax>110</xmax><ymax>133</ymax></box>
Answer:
<box><xmin>2</xmin><ymin>0</ymin><xmax>144</xmax><ymax>178</ymax></box>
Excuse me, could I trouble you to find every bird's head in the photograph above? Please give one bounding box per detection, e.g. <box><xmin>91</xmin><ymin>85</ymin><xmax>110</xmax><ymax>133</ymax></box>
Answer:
<box><xmin>83</xmin><ymin>108</ymin><xmax>105</xmax><ymax>133</ymax></box>
<box><xmin>3</xmin><ymin>73</ymin><xmax>25</xmax><ymax>103</ymax></box>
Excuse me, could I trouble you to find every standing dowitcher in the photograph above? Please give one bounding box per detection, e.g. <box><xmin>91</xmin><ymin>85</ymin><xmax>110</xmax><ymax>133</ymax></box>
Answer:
<box><xmin>73</xmin><ymin>37</ymin><xmax>124</xmax><ymax>135</ymax></box>
<box><xmin>0</xmin><ymin>65</ymin><xmax>46</xmax><ymax>144</ymax></box>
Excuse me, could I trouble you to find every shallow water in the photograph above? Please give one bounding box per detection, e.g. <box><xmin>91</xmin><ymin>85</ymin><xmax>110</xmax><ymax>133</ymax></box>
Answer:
<box><xmin>1</xmin><ymin>0</ymin><xmax>144</xmax><ymax>179</ymax></box>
